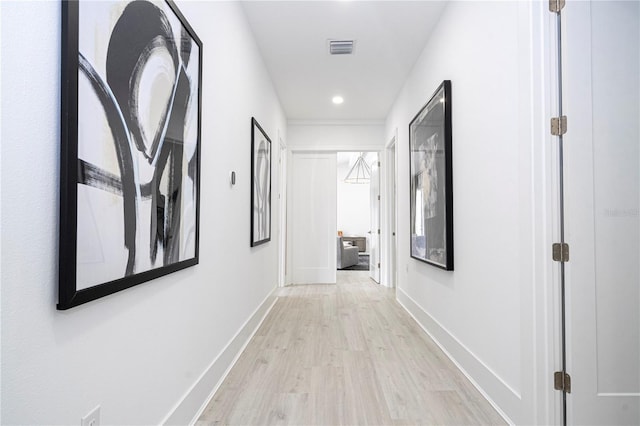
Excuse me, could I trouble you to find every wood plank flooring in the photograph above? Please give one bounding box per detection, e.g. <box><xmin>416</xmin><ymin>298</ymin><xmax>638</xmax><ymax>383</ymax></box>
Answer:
<box><xmin>196</xmin><ymin>271</ymin><xmax>505</xmax><ymax>425</ymax></box>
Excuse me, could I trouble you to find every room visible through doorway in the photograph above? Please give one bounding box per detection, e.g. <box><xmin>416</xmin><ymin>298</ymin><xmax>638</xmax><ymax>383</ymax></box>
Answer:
<box><xmin>336</xmin><ymin>152</ymin><xmax>379</xmax><ymax>282</ymax></box>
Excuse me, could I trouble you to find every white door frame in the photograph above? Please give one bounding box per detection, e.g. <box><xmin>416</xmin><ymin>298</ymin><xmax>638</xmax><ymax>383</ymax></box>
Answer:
<box><xmin>277</xmin><ymin>134</ymin><xmax>288</xmax><ymax>287</ymax></box>
<box><xmin>289</xmin><ymin>136</ymin><xmax>396</xmax><ymax>289</ymax></box>
<box><xmin>287</xmin><ymin>144</ymin><xmax>383</xmax><ymax>285</ymax></box>
<box><xmin>381</xmin><ymin>130</ymin><xmax>398</xmax><ymax>288</ymax></box>
<box><xmin>369</xmin><ymin>156</ymin><xmax>381</xmax><ymax>283</ymax></box>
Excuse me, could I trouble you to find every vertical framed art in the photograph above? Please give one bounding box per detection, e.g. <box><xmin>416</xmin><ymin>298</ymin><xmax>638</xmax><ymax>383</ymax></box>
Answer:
<box><xmin>409</xmin><ymin>80</ymin><xmax>453</xmax><ymax>270</ymax></box>
<box><xmin>58</xmin><ymin>0</ymin><xmax>202</xmax><ymax>309</ymax></box>
<box><xmin>250</xmin><ymin>118</ymin><xmax>272</xmax><ymax>247</ymax></box>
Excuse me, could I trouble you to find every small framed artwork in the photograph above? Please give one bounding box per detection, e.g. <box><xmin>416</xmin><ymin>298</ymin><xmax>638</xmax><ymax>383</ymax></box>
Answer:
<box><xmin>409</xmin><ymin>80</ymin><xmax>453</xmax><ymax>270</ymax></box>
<box><xmin>58</xmin><ymin>0</ymin><xmax>203</xmax><ymax>309</ymax></box>
<box><xmin>251</xmin><ymin>118</ymin><xmax>272</xmax><ymax>247</ymax></box>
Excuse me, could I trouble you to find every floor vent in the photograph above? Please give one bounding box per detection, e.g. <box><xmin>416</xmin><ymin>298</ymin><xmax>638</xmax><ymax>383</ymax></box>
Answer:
<box><xmin>328</xmin><ymin>40</ymin><xmax>355</xmax><ymax>55</ymax></box>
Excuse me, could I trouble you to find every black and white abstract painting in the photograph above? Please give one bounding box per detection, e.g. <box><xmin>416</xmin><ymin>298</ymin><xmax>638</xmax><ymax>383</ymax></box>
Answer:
<box><xmin>250</xmin><ymin>118</ymin><xmax>271</xmax><ymax>247</ymax></box>
<box><xmin>58</xmin><ymin>0</ymin><xmax>202</xmax><ymax>309</ymax></box>
<box><xmin>409</xmin><ymin>80</ymin><xmax>453</xmax><ymax>270</ymax></box>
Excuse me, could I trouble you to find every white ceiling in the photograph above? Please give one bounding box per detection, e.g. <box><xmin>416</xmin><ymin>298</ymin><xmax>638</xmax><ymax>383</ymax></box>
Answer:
<box><xmin>240</xmin><ymin>1</ymin><xmax>447</xmax><ymax>122</ymax></box>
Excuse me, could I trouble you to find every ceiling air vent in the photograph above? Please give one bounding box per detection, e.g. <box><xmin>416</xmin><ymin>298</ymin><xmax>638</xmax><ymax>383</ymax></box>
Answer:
<box><xmin>328</xmin><ymin>40</ymin><xmax>355</xmax><ymax>55</ymax></box>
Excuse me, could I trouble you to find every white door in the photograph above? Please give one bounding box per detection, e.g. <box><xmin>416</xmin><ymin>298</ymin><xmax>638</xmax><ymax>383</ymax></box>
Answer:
<box><xmin>290</xmin><ymin>152</ymin><xmax>337</xmax><ymax>284</ymax></box>
<box><xmin>563</xmin><ymin>2</ymin><xmax>639</xmax><ymax>424</ymax></box>
<box><xmin>369</xmin><ymin>155</ymin><xmax>380</xmax><ymax>283</ymax></box>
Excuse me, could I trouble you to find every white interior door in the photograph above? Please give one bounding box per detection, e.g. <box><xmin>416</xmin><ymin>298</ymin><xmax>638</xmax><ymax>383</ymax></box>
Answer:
<box><xmin>389</xmin><ymin>143</ymin><xmax>397</xmax><ymax>288</ymax></box>
<box><xmin>290</xmin><ymin>152</ymin><xmax>337</xmax><ymax>284</ymax></box>
<box><xmin>369</xmin><ymin>155</ymin><xmax>380</xmax><ymax>283</ymax></box>
<box><xmin>564</xmin><ymin>2</ymin><xmax>639</xmax><ymax>424</ymax></box>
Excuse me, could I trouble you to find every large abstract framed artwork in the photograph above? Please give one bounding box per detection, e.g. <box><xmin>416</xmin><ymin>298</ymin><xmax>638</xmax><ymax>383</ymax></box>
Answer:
<box><xmin>409</xmin><ymin>80</ymin><xmax>453</xmax><ymax>270</ymax></box>
<box><xmin>250</xmin><ymin>118</ymin><xmax>272</xmax><ymax>247</ymax></box>
<box><xmin>58</xmin><ymin>0</ymin><xmax>202</xmax><ymax>309</ymax></box>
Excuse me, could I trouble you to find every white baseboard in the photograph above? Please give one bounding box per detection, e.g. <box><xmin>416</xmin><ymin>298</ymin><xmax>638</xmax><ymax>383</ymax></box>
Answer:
<box><xmin>162</xmin><ymin>289</ymin><xmax>279</xmax><ymax>425</ymax></box>
<box><xmin>396</xmin><ymin>288</ymin><xmax>519</xmax><ymax>425</ymax></box>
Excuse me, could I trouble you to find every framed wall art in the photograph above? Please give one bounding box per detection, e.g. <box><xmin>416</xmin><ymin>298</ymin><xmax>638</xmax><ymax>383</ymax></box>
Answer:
<box><xmin>58</xmin><ymin>0</ymin><xmax>202</xmax><ymax>309</ymax></box>
<box><xmin>409</xmin><ymin>80</ymin><xmax>453</xmax><ymax>270</ymax></box>
<box><xmin>250</xmin><ymin>118</ymin><xmax>272</xmax><ymax>247</ymax></box>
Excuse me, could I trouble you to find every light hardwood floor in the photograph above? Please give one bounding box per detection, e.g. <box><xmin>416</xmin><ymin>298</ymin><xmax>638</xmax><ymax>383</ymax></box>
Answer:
<box><xmin>197</xmin><ymin>271</ymin><xmax>505</xmax><ymax>425</ymax></box>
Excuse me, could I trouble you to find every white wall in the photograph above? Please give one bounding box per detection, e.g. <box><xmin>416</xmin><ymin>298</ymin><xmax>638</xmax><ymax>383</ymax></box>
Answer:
<box><xmin>1</xmin><ymin>1</ymin><xmax>285</xmax><ymax>424</ymax></box>
<box><xmin>287</xmin><ymin>121</ymin><xmax>384</xmax><ymax>151</ymax></box>
<box><xmin>385</xmin><ymin>1</ymin><xmax>550</xmax><ymax>424</ymax></box>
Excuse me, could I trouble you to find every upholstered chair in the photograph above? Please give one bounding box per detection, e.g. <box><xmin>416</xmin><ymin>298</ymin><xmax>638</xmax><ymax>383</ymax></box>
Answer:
<box><xmin>337</xmin><ymin>236</ymin><xmax>359</xmax><ymax>269</ymax></box>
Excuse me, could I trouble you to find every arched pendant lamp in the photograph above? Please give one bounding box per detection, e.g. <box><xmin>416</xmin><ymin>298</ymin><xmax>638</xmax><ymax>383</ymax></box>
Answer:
<box><xmin>344</xmin><ymin>152</ymin><xmax>371</xmax><ymax>184</ymax></box>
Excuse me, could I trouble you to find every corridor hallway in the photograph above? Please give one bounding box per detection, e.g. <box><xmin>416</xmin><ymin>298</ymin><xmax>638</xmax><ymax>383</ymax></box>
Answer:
<box><xmin>197</xmin><ymin>272</ymin><xmax>505</xmax><ymax>425</ymax></box>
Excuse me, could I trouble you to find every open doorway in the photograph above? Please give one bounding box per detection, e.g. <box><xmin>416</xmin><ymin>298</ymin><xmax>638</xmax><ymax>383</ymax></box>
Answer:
<box><xmin>336</xmin><ymin>152</ymin><xmax>380</xmax><ymax>283</ymax></box>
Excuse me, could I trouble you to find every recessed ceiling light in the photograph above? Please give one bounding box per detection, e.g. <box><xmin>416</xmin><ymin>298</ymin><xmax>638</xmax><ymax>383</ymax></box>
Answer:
<box><xmin>332</xmin><ymin>96</ymin><xmax>344</xmax><ymax>105</ymax></box>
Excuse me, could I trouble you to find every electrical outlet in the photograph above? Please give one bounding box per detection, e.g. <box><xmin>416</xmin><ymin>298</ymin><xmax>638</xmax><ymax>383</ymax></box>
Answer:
<box><xmin>81</xmin><ymin>406</ymin><xmax>100</xmax><ymax>426</ymax></box>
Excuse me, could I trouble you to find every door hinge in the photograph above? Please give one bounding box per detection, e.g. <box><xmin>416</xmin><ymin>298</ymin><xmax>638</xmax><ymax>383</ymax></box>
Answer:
<box><xmin>549</xmin><ymin>0</ymin><xmax>565</xmax><ymax>13</ymax></box>
<box><xmin>377</xmin><ymin>262</ymin><xmax>380</xmax><ymax>268</ymax></box>
<box><xmin>378</xmin><ymin>161</ymin><xmax>381</xmax><ymax>167</ymax></box>
<box><xmin>552</xmin><ymin>243</ymin><xmax>570</xmax><ymax>262</ymax></box>
<box><xmin>554</xmin><ymin>371</ymin><xmax>571</xmax><ymax>393</ymax></box>
<box><xmin>551</xmin><ymin>116</ymin><xmax>567</xmax><ymax>136</ymax></box>
<box><xmin>377</xmin><ymin>195</ymin><xmax>381</xmax><ymax>201</ymax></box>
<box><xmin>378</xmin><ymin>229</ymin><xmax>380</xmax><ymax>234</ymax></box>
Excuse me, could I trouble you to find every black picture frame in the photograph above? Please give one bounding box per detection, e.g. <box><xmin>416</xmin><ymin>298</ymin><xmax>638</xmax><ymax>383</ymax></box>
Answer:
<box><xmin>409</xmin><ymin>80</ymin><xmax>453</xmax><ymax>270</ymax></box>
<box><xmin>250</xmin><ymin>117</ymin><xmax>272</xmax><ymax>247</ymax></box>
<box><xmin>58</xmin><ymin>0</ymin><xmax>203</xmax><ymax>310</ymax></box>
